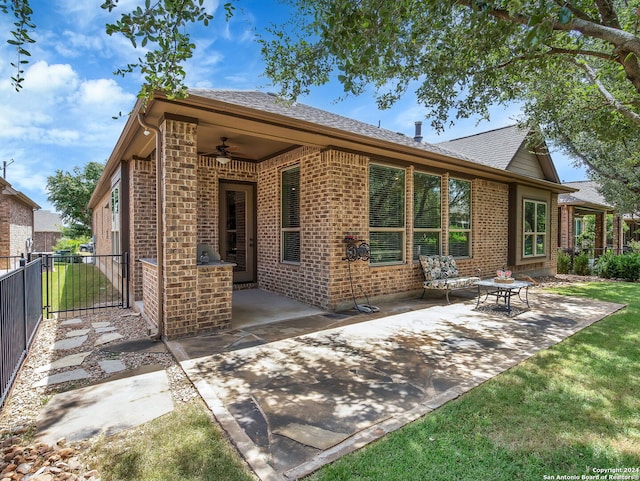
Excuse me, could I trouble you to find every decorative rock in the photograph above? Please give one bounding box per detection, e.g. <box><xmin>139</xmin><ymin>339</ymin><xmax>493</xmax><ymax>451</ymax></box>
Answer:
<box><xmin>90</xmin><ymin>322</ymin><xmax>110</xmax><ymax>329</ymax></box>
<box><xmin>93</xmin><ymin>333</ymin><xmax>123</xmax><ymax>346</ymax></box>
<box><xmin>65</xmin><ymin>330</ymin><xmax>91</xmax><ymax>338</ymax></box>
<box><xmin>52</xmin><ymin>337</ymin><xmax>88</xmax><ymax>351</ymax></box>
<box><xmin>60</xmin><ymin>319</ymin><xmax>82</xmax><ymax>326</ymax></box>
<box><xmin>97</xmin><ymin>360</ymin><xmax>126</xmax><ymax>374</ymax></box>
<box><xmin>33</xmin><ymin>369</ymin><xmax>90</xmax><ymax>388</ymax></box>
<box><xmin>94</xmin><ymin>326</ymin><xmax>116</xmax><ymax>333</ymax></box>
<box><xmin>35</xmin><ymin>353</ymin><xmax>92</xmax><ymax>374</ymax></box>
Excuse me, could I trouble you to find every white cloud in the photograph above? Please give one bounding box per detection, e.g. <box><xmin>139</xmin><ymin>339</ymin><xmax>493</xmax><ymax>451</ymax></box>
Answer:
<box><xmin>56</xmin><ymin>30</ymin><xmax>106</xmax><ymax>58</ymax></box>
<box><xmin>78</xmin><ymin>78</ymin><xmax>135</xmax><ymax>107</ymax></box>
<box><xmin>21</xmin><ymin>61</ymin><xmax>79</xmax><ymax>93</ymax></box>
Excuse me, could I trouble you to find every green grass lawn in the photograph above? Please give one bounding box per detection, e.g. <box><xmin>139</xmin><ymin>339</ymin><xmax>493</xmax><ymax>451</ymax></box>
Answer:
<box><xmin>85</xmin><ymin>281</ymin><xmax>639</xmax><ymax>481</ymax></box>
<box><xmin>308</xmin><ymin>281</ymin><xmax>640</xmax><ymax>480</ymax></box>
<box><xmin>44</xmin><ymin>260</ymin><xmax>120</xmax><ymax>313</ymax></box>
<box><xmin>87</xmin><ymin>402</ymin><xmax>256</xmax><ymax>481</ymax></box>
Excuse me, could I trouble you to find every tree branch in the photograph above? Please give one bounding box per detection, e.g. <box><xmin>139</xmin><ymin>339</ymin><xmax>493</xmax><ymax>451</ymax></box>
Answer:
<box><xmin>574</xmin><ymin>60</ymin><xmax>640</xmax><ymax>127</ymax></box>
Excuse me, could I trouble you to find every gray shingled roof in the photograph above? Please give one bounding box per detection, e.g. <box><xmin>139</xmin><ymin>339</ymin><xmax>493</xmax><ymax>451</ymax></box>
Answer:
<box><xmin>188</xmin><ymin>89</ymin><xmax>478</xmax><ymax>164</ymax></box>
<box><xmin>34</xmin><ymin>210</ymin><xmax>63</xmax><ymax>232</ymax></box>
<box><xmin>559</xmin><ymin>181</ymin><xmax>611</xmax><ymax>208</ymax></box>
<box><xmin>436</xmin><ymin>125</ymin><xmax>529</xmax><ymax>170</ymax></box>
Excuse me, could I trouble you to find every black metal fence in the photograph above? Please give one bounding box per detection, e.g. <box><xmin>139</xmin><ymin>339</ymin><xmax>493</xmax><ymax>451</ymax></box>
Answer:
<box><xmin>1</xmin><ymin>257</ymin><xmax>43</xmax><ymax>408</ymax></box>
<box><xmin>0</xmin><ymin>255</ymin><xmax>24</xmax><ymax>274</ymax></box>
<box><xmin>42</xmin><ymin>252</ymin><xmax>129</xmax><ymax>318</ymax></box>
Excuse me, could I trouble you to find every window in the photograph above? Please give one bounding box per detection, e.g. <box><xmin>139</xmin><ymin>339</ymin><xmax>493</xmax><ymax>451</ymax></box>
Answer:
<box><xmin>369</xmin><ymin>164</ymin><xmax>405</xmax><ymax>264</ymax></box>
<box><xmin>281</xmin><ymin>167</ymin><xmax>300</xmax><ymax>263</ymax></box>
<box><xmin>110</xmin><ymin>184</ymin><xmax>120</xmax><ymax>255</ymax></box>
<box><xmin>413</xmin><ymin>172</ymin><xmax>441</xmax><ymax>259</ymax></box>
<box><xmin>448</xmin><ymin>178</ymin><xmax>471</xmax><ymax>257</ymax></box>
<box><xmin>523</xmin><ymin>199</ymin><xmax>547</xmax><ymax>257</ymax></box>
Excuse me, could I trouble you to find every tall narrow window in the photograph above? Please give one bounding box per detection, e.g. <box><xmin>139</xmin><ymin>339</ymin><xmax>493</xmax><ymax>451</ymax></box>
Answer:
<box><xmin>281</xmin><ymin>166</ymin><xmax>300</xmax><ymax>263</ymax></box>
<box><xmin>413</xmin><ymin>172</ymin><xmax>441</xmax><ymax>259</ymax></box>
<box><xmin>110</xmin><ymin>184</ymin><xmax>120</xmax><ymax>255</ymax></box>
<box><xmin>369</xmin><ymin>164</ymin><xmax>405</xmax><ymax>264</ymax></box>
<box><xmin>524</xmin><ymin>199</ymin><xmax>547</xmax><ymax>257</ymax></box>
<box><xmin>448</xmin><ymin>178</ymin><xmax>471</xmax><ymax>257</ymax></box>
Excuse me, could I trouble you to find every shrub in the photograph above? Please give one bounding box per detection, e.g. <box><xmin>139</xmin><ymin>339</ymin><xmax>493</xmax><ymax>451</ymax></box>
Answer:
<box><xmin>594</xmin><ymin>251</ymin><xmax>616</xmax><ymax>279</ymax></box>
<box><xmin>595</xmin><ymin>251</ymin><xmax>640</xmax><ymax>281</ymax></box>
<box><xmin>52</xmin><ymin>236</ymin><xmax>92</xmax><ymax>253</ymax></box>
<box><xmin>573</xmin><ymin>253</ymin><xmax>591</xmax><ymax>276</ymax></box>
<box><xmin>629</xmin><ymin>239</ymin><xmax>640</xmax><ymax>253</ymax></box>
<box><xmin>557</xmin><ymin>250</ymin><xmax>571</xmax><ymax>274</ymax></box>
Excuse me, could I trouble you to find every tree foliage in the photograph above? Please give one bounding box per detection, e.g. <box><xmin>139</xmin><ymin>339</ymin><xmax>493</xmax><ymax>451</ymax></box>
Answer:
<box><xmin>2</xmin><ymin>0</ymin><xmax>235</xmax><ymax>101</ymax></box>
<box><xmin>46</xmin><ymin>162</ymin><xmax>104</xmax><ymax>238</ymax></box>
<box><xmin>259</xmin><ymin>0</ymin><xmax>640</xmax><ymax>214</ymax></box>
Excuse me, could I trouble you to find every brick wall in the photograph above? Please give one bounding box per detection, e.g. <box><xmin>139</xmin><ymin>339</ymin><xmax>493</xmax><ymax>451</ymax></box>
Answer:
<box><xmin>257</xmin><ymin>146</ymin><xmax>335</xmax><ymax>307</ymax></box>
<box><xmin>92</xmin><ymin>189</ymin><xmax>112</xmax><ymax>256</ymax></box>
<box><xmin>196</xmin><ymin>264</ymin><xmax>233</xmax><ymax>331</ymax></box>
<box><xmin>129</xmin><ymin>158</ymin><xmax>157</xmax><ymax>301</ymax></box>
<box><xmin>0</xmin><ymin>194</ymin><xmax>34</xmax><ymax>257</ymax></box>
<box><xmin>0</xmin><ymin>195</ymin><xmax>9</xmax><ymax>257</ymax></box>
<box><xmin>33</xmin><ymin>232</ymin><xmax>61</xmax><ymax>252</ymax></box>
<box><xmin>160</xmin><ymin>117</ymin><xmax>199</xmax><ymax>338</ymax></box>
<box><xmin>256</xmin><ymin>148</ymin><xmax>557</xmax><ymax>311</ymax></box>
<box><xmin>141</xmin><ymin>260</ymin><xmax>158</xmax><ymax>329</ymax></box>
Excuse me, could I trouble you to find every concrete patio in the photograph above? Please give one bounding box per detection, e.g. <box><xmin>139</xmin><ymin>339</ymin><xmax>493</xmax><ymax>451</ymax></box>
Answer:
<box><xmin>166</xmin><ymin>289</ymin><xmax>625</xmax><ymax>481</ymax></box>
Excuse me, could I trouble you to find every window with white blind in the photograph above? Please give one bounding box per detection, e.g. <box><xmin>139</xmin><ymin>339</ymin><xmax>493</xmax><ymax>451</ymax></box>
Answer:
<box><xmin>448</xmin><ymin>178</ymin><xmax>471</xmax><ymax>258</ymax></box>
<box><xmin>523</xmin><ymin>199</ymin><xmax>547</xmax><ymax>257</ymax></box>
<box><xmin>369</xmin><ymin>164</ymin><xmax>405</xmax><ymax>264</ymax></box>
<box><xmin>281</xmin><ymin>166</ymin><xmax>300</xmax><ymax>263</ymax></box>
<box><xmin>413</xmin><ymin>172</ymin><xmax>441</xmax><ymax>259</ymax></box>
<box><xmin>110</xmin><ymin>184</ymin><xmax>120</xmax><ymax>255</ymax></box>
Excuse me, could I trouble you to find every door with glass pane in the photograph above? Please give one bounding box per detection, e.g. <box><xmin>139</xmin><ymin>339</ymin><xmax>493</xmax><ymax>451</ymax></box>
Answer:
<box><xmin>219</xmin><ymin>182</ymin><xmax>256</xmax><ymax>283</ymax></box>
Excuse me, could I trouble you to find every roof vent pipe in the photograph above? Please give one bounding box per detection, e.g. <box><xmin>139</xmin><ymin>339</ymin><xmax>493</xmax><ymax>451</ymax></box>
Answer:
<box><xmin>414</xmin><ymin>121</ymin><xmax>423</xmax><ymax>143</ymax></box>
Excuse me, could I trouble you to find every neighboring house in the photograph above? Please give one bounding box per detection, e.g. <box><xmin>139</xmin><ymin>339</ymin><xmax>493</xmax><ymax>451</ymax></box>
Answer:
<box><xmin>89</xmin><ymin>90</ymin><xmax>571</xmax><ymax>339</ymax></box>
<box><xmin>558</xmin><ymin>180</ymin><xmax>625</xmax><ymax>255</ymax></box>
<box><xmin>623</xmin><ymin>214</ymin><xmax>640</xmax><ymax>246</ymax></box>
<box><xmin>0</xmin><ymin>177</ymin><xmax>40</xmax><ymax>270</ymax></box>
<box><xmin>33</xmin><ymin>210</ymin><xmax>63</xmax><ymax>252</ymax></box>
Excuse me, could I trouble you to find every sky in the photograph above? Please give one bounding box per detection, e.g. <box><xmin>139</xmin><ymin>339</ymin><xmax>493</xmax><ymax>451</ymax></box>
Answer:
<box><xmin>0</xmin><ymin>0</ymin><xmax>588</xmax><ymax>212</ymax></box>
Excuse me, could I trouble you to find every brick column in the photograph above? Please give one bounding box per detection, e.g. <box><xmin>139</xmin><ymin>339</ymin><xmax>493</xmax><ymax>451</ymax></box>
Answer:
<box><xmin>612</xmin><ymin>214</ymin><xmax>623</xmax><ymax>254</ymax></box>
<box><xmin>160</xmin><ymin>115</ymin><xmax>198</xmax><ymax>338</ymax></box>
<box><xmin>559</xmin><ymin>205</ymin><xmax>575</xmax><ymax>251</ymax></box>
<box><xmin>594</xmin><ymin>212</ymin><xmax>607</xmax><ymax>256</ymax></box>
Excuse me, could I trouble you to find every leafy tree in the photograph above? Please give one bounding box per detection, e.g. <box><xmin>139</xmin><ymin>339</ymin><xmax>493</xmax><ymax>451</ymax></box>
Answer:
<box><xmin>1</xmin><ymin>0</ymin><xmax>235</xmax><ymax>101</ymax></box>
<box><xmin>46</xmin><ymin>162</ymin><xmax>104</xmax><ymax>238</ymax></box>
<box><xmin>259</xmin><ymin>1</ymin><xmax>640</xmax><ymax>214</ymax></box>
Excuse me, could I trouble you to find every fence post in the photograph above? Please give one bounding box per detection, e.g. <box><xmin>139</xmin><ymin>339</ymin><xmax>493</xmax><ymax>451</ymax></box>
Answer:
<box><xmin>21</xmin><ymin>260</ymin><xmax>28</xmax><ymax>352</ymax></box>
<box><xmin>45</xmin><ymin>254</ymin><xmax>50</xmax><ymax>319</ymax></box>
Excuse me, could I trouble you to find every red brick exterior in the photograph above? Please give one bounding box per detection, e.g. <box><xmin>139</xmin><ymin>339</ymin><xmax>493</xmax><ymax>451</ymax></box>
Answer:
<box><xmin>97</xmin><ymin>116</ymin><xmax>560</xmax><ymax>337</ymax></box>
<box><xmin>0</xmin><ymin>193</ymin><xmax>34</xmax><ymax>258</ymax></box>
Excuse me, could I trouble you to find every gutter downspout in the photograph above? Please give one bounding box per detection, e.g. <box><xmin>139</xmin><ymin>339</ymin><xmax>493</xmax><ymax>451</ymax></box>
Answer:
<box><xmin>137</xmin><ymin>113</ymin><xmax>164</xmax><ymax>341</ymax></box>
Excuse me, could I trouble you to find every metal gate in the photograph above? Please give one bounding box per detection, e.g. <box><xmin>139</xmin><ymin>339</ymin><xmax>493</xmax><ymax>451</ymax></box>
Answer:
<box><xmin>1</xmin><ymin>257</ymin><xmax>43</xmax><ymax>407</ymax></box>
<box><xmin>43</xmin><ymin>252</ymin><xmax>129</xmax><ymax>318</ymax></box>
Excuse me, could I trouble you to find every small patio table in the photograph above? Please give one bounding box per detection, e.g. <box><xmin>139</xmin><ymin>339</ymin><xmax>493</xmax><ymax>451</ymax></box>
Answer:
<box><xmin>474</xmin><ymin>279</ymin><xmax>533</xmax><ymax>316</ymax></box>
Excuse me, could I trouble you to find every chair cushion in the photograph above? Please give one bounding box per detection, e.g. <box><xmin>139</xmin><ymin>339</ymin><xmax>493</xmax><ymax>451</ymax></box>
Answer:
<box><xmin>419</xmin><ymin>255</ymin><xmax>459</xmax><ymax>281</ymax></box>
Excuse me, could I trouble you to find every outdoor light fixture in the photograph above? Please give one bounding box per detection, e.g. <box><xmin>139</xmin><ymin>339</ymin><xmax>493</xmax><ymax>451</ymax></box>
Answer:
<box><xmin>215</xmin><ymin>137</ymin><xmax>232</xmax><ymax>164</ymax></box>
<box><xmin>216</xmin><ymin>153</ymin><xmax>231</xmax><ymax>164</ymax></box>
<box><xmin>143</xmin><ymin>128</ymin><xmax>151</xmax><ymax>136</ymax></box>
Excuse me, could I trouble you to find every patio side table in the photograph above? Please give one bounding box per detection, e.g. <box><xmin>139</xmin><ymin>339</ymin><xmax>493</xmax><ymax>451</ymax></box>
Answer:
<box><xmin>474</xmin><ymin>279</ymin><xmax>533</xmax><ymax>316</ymax></box>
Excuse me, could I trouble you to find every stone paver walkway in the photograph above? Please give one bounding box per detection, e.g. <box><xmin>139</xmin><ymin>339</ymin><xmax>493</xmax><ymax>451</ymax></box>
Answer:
<box><xmin>36</xmin><ymin>318</ymin><xmax>128</xmax><ymax>387</ymax></box>
<box><xmin>173</xmin><ymin>292</ymin><xmax>625</xmax><ymax>481</ymax></box>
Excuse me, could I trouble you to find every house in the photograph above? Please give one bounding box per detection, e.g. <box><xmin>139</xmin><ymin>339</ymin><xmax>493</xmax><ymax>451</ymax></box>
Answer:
<box><xmin>558</xmin><ymin>180</ymin><xmax>625</xmax><ymax>255</ymax></box>
<box><xmin>0</xmin><ymin>177</ymin><xmax>40</xmax><ymax>270</ymax></box>
<box><xmin>89</xmin><ymin>90</ymin><xmax>571</xmax><ymax>339</ymax></box>
<box><xmin>33</xmin><ymin>210</ymin><xmax>63</xmax><ymax>252</ymax></box>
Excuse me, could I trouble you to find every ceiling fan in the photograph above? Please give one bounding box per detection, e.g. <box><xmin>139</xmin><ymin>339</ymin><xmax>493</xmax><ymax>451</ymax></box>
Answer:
<box><xmin>214</xmin><ymin>137</ymin><xmax>232</xmax><ymax>164</ymax></box>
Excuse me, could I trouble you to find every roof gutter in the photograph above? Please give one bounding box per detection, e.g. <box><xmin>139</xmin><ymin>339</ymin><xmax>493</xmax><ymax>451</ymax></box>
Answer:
<box><xmin>137</xmin><ymin>112</ymin><xmax>164</xmax><ymax>342</ymax></box>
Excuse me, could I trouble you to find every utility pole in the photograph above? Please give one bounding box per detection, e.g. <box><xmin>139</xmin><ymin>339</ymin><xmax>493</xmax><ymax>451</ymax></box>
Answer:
<box><xmin>3</xmin><ymin>159</ymin><xmax>14</xmax><ymax>179</ymax></box>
